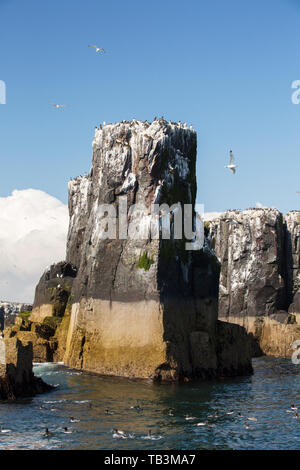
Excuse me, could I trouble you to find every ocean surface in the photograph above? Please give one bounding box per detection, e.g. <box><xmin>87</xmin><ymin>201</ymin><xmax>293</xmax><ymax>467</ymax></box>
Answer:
<box><xmin>0</xmin><ymin>358</ymin><xmax>300</xmax><ymax>450</ymax></box>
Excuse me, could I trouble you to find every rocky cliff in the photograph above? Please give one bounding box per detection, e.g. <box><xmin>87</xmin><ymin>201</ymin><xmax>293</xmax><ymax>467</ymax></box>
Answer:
<box><xmin>30</xmin><ymin>118</ymin><xmax>251</xmax><ymax>382</ymax></box>
<box><xmin>206</xmin><ymin>209</ymin><xmax>300</xmax><ymax>357</ymax></box>
<box><xmin>286</xmin><ymin>211</ymin><xmax>300</xmax><ymax>318</ymax></box>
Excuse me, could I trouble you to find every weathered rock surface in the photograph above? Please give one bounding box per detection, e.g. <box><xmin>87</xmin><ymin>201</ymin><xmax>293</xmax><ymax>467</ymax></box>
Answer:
<box><xmin>55</xmin><ymin>118</ymin><xmax>252</xmax><ymax>381</ymax></box>
<box><xmin>0</xmin><ymin>301</ymin><xmax>32</xmax><ymax>329</ymax></box>
<box><xmin>0</xmin><ymin>336</ymin><xmax>52</xmax><ymax>400</ymax></box>
<box><xmin>286</xmin><ymin>211</ymin><xmax>300</xmax><ymax>318</ymax></box>
<box><xmin>6</xmin><ymin>261</ymin><xmax>77</xmax><ymax>363</ymax></box>
<box><xmin>30</xmin><ymin>261</ymin><xmax>77</xmax><ymax>322</ymax></box>
<box><xmin>206</xmin><ymin>209</ymin><xmax>300</xmax><ymax>357</ymax></box>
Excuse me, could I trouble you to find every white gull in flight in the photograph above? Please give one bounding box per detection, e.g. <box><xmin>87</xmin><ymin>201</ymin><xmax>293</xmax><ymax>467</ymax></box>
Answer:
<box><xmin>225</xmin><ymin>150</ymin><xmax>237</xmax><ymax>174</ymax></box>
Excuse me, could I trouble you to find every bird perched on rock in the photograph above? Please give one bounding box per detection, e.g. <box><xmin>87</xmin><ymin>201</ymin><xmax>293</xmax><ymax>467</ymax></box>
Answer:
<box><xmin>88</xmin><ymin>45</ymin><xmax>106</xmax><ymax>53</ymax></box>
<box><xmin>225</xmin><ymin>219</ymin><xmax>239</xmax><ymax>226</ymax></box>
<box><xmin>225</xmin><ymin>150</ymin><xmax>237</xmax><ymax>174</ymax></box>
<box><xmin>168</xmin><ymin>164</ymin><xmax>175</xmax><ymax>175</ymax></box>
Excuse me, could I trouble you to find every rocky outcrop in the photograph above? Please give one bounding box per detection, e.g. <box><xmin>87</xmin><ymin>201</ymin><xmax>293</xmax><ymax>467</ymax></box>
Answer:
<box><xmin>0</xmin><ymin>301</ymin><xmax>33</xmax><ymax>329</ymax></box>
<box><xmin>0</xmin><ymin>336</ymin><xmax>52</xmax><ymax>400</ymax></box>
<box><xmin>30</xmin><ymin>261</ymin><xmax>77</xmax><ymax>322</ymax></box>
<box><xmin>55</xmin><ymin>118</ymin><xmax>252</xmax><ymax>381</ymax></box>
<box><xmin>206</xmin><ymin>209</ymin><xmax>300</xmax><ymax>357</ymax></box>
<box><xmin>5</xmin><ymin>261</ymin><xmax>77</xmax><ymax>363</ymax></box>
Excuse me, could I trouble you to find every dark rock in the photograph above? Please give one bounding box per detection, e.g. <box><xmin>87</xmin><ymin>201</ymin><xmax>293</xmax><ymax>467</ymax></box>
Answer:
<box><xmin>206</xmin><ymin>209</ymin><xmax>300</xmax><ymax>357</ymax></box>
<box><xmin>30</xmin><ymin>261</ymin><xmax>77</xmax><ymax>322</ymax></box>
<box><xmin>0</xmin><ymin>337</ymin><xmax>52</xmax><ymax>400</ymax></box>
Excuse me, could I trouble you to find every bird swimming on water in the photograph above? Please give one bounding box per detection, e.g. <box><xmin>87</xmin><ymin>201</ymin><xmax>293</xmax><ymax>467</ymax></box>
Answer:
<box><xmin>113</xmin><ymin>429</ymin><xmax>127</xmax><ymax>439</ymax></box>
<box><xmin>185</xmin><ymin>414</ymin><xmax>197</xmax><ymax>421</ymax></box>
<box><xmin>225</xmin><ymin>150</ymin><xmax>237</xmax><ymax>174</ymax></box>
<box><xmin>196</xmin><ymin>420</ymin><xmax>215</xmax><ymax>428</ymax></box>
<box><xmin>0</xmin><ymin>425</ymin><xmax>11</xmax><ymax>433</ymax></box>
<box><xmin>70</xmin><ymin>416</ymin><xmax>80</xmax><ymax>423</ymax></box>
<box><xmin>63</xmin><ymin>427</ymin><xmax>72</xmax><ymax>434</ymax></box>
<box><xmin>44</xmin><ymin>428</ymin><xmax>52</xmax><ymax>437</ymax></box>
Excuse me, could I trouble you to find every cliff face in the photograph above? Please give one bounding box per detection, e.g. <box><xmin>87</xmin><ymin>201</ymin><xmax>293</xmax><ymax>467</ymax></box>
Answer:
<box><xmin>207</xmin><ymin>209</ymin><xmax>300</xmax><ymax>357</ymax></box>
<box><xmin>51</xmin><ymin>119</ymin><xmax>252</xmax><ymax>381</ymax></box>
<box><xmin>286</xmin><ymin>211</ymin><xmax>300</xmax><ymax>317</ymax></box>
<box><xmin>208</xmin><ymin>209</ymin><xmax>286</xmax><ymax>322</ymax></box>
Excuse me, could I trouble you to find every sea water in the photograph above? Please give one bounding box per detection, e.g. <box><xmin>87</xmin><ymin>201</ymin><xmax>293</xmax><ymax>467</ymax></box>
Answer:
<box><xmin>0</xmin><ymin>358</ymin><xmax>299</xmax><ymax>450</ymax></box>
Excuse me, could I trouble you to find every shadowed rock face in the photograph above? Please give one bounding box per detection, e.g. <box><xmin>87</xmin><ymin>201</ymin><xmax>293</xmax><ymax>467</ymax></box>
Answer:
<box><xmin>206</xmin><ymin>209</ymin><xmax>300</xmax><ymax>357</ymax></box>
<box><xmin>209</xmin><ymin>209</ymin><xmax>287</xmax><ymax>321</ymax></box>
<box><xmin>0</xmin><ymin>307</ymin><xmax>4</xmax><ymax>331</ymax></box>
<box><xmin>0</xmin><ymin>336</ymin><xmax>52</xmax><ymax>400</ymax></box>
<box><xmin>286</xmin><ymin>211</ymin><xmax>300</xmax><ymax>317</ymax></box>
<box><xmin>7</xmin><ymin>261</ymin><xmax>79</xmax><ymax>363</ymax></box>
<box><xmin>30</xmin><ymin>261</ymin><xmax>77</xmax><ymax>322</ymax></box>
<box><xmin>58</xmin><ymin>119</ymin><xmax>252</xmax><ymax>381</ymax></box>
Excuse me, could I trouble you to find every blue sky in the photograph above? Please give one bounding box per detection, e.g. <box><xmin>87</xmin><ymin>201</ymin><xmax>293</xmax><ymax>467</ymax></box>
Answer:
<box><xmin>1</xmin><ymin>0</ymin><xmax>300</xmax><ymax>213</ymax></box>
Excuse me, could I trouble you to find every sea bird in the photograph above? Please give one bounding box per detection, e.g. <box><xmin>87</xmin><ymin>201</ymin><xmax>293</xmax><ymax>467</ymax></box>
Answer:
<box><xmin>88</xmin><ymin>45</ymin><xmax>106</xmax><ymax>53</ymax></box>
<box><xmin>63</xmin><ymin>427</ymin><xmax>72</xmax><ymax>434</ymax></box>
<box><xmin>130</xmin><ymin>404</ymin><xmax>143</xmax><ymax>411</ymax></box>
<box><xmin>0</xmin><ymin>426</ymin><xmax>11</xmax><ymax>433</ymax></box>
<box><xmin>246</xmin><ymin>417</ymin><xmax>257</xmax><ymax>422</ymax></box>
<box><xmin>44</xmin><ymin>428</ymin><xmax>52</xmax><ymax>437</ymax></box>
<box><xmin>185</xmin><ymin>415</ymin><xmax>197</xmax><ymax>421</ymax></box>
<box><xmin>225</xmin><ymin>150</ymin><xmax>237</xmax><ymax>174</ymax></box>
<box><xmin>225</xmin><ymin>219</ymin><xmax>239</xmax><ymax>226</ymax></box>
<box><xmin>70</xmin><ymin>417</ymin><xmax>80</xmax><ymax>423</ymax></box>
<box><xmin>50</xmin><ymin>103</ymin><xmax>66</xmax><ymax>109</ymax></box>
<box><xmin>113</xmin><ymin>429</ymin><xmax>127</xmax><ymax>439</ymax></box>
<box><xmin>196</xmin><ymin>421</ymin><xmax>215</xmax><ymax>427</ymax></box>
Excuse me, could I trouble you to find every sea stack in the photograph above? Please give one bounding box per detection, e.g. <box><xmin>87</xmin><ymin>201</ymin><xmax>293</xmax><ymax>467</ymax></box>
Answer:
<box><xmin>60</xmin><ymin>119</ymin><xmax>251</xmax><ymax>380</ymax></box>
<box><xmin>31</xmin><ymin>119</ymin><xmax>252</xmax><ymax>381</ymax></box>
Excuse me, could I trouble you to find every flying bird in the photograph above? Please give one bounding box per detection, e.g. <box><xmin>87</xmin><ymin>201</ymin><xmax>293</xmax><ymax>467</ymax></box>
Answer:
<box><xmin>50</xmin><ymin>103</ymin><xmax>66</xmax><ymax>109</ymax></box>
<box><xmin>88</xmin><ymin>45</ymin><xmax>106</xmax><ymax>53</ymax></box>
<box><xmin>225</xmin><ymin>150</ymin><xmax>237</xmax><ymax>174</ymax></box>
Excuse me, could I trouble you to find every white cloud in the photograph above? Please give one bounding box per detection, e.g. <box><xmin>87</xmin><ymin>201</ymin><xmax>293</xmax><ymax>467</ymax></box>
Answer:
<box><xmin>203</xmin><ymin>211</ymin><xmax>223</xmax><ymax>221</ymax></box>
<box><xmin>0</xmin><ymin>189</ymin><xmax>68</xmax><ymax>303</ymax></box>
<box><xmin>256</xmin><ymin>202</ymin><xmax>267</xmax><ymax>209</ymax></box>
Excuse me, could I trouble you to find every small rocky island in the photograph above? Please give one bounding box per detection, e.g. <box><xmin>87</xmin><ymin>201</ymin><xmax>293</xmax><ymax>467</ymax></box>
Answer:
<box><xmin>0</xmin><ymin>335</ymin><xmax>52</xmax><ymax>400</ymax></box>
<box><xmin>14</xmin><ymin>119</ymin><xmax>253</xmax><ymax>382</ymax></box>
